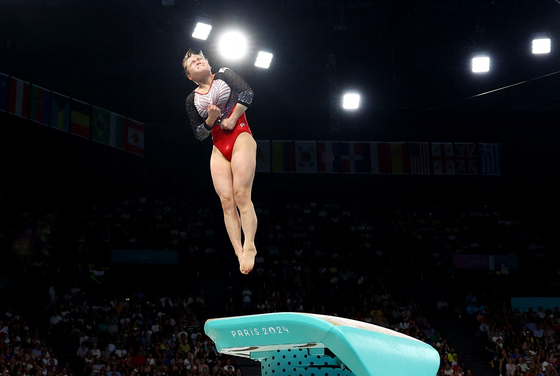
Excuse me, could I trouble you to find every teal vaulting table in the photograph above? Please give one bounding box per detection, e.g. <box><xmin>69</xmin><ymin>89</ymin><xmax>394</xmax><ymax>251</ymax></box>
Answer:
<box><xmin>204</xmin><ymin>312</ymin><xmax>440</xmax><ymax>376</ymax></box>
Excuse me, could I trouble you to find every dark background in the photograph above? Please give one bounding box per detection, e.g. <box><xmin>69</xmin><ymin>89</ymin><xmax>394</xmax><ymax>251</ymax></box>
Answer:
<box><xmin>1</xmin><ymin>0</ymin><xmax>559</xmax><ymax>250</ymax></box>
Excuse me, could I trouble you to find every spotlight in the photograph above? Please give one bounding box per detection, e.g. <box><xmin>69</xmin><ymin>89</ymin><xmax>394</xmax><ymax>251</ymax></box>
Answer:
<box><xmin>471</xmin><ymin>55</ymin><xmax>490</xmax><ymax>73</ymax></box>
<box><xmin>342</xmin><ymin>93</ymin><xmax>360</xmax><ymax>110</ymax></box>
<box><xmin>218</xmin><ymin>31</ymin><xmax>248</xmax><ymax>61</ymax></box>
<box><xmin>255</xmin><ymin>51</ymin><xmax>273</xmax><ymax>69</ymax></box>
<box><xmin>532</xmin><ymin>34</ymin><xmax>551</xmax><ymax>54</ymax></box>
<box><xmin>192</xmin><ymin>22</ymin><xmax>212</xmax><ymax>41</ymax></box>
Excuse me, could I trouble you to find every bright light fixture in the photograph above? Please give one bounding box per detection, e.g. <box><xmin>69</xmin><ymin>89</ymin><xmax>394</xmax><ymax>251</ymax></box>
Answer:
<box><xmin>532</xmin><ymin>38</ymin><xmax>551</xmax><ymax>54</ymax></box>
<box><xmin>218</xmin><ymin>31</ymin><xmax>248</xmax><ymax>60</ymax></box>
<box><xmin>471</xmin><ymin>56</ymin><xmax>490</xmax><ymax>73</ymax></box>
<box><xmin>192</xmin><ymin>22</ymin><xmax>212</xmax><ymax>41</ymax></box>
<box><xmin>342</xmin><ymin>93</ymin><xmax>360</xmax><ymax>110</ymax></box>
<box><xmin>255</xmin><ymin>51</ymin><xmax>273</xmax><ymax>69</ymax></box>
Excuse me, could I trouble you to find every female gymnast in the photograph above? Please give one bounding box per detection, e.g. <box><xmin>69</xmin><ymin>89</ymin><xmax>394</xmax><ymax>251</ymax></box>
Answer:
<box><xmin>182</xmin><ymin>50</ymin><xmax>257</xmax><ymax>275</ymax></box>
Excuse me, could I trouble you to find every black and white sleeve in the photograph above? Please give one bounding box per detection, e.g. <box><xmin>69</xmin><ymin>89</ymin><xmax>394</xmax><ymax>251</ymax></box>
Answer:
<box><xmin>186</xmin><ymin>92</ymin><xmax>211</xmax><ymax>141</ymax></box>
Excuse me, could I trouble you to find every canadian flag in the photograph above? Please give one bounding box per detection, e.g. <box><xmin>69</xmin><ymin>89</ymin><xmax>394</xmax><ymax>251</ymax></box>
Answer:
<box><xmin>127</xmin><ymin>119</ymin><xmax>145</xmax><ymax>157</ymax></box>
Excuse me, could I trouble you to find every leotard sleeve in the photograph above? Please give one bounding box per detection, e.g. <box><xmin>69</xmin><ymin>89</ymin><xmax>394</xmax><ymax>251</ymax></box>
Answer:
<box><xmin>218</xmin><ymin>68</ymin><xmax>254</xmax><ymax>108</ymax></box>
<box><xmin>186</xmin><ymin>91</ymin><xmax>212</xmax><ymax>141</ymax></box>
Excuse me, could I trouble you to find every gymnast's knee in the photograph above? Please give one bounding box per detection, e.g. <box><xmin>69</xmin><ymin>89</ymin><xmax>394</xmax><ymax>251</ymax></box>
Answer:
<box><xmin>234</xmin><ymin>188</ymin><xmax>252</xmax><ymax>210</ymax></box>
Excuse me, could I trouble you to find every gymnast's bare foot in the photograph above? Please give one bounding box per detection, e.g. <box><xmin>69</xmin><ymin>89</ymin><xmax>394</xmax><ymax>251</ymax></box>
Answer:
<box><xmin>240</xmin><ymin>243</ymin><xmax>257</xmax><ymax>274</ymax></box>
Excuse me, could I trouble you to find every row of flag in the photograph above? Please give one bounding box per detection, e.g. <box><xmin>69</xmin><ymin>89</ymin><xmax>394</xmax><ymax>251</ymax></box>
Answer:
<box><xmin>0</xmin><ymin>72</ymin><xmax>145</xmax><ymax>157</ymax></box>
<box><xmin>256</xmin><ymin>140</ymin><xmax>501</xmax><ymax>175</ymax></box>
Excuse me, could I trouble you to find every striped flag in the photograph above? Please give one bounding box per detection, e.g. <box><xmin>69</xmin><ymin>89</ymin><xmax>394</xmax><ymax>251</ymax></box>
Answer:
<box><xmin>91</xmin><ymin>106</ymin><xmax>111</xmax><ymax>145</ymax></box>
<box><xmin>256</xmin><ymin>140</ymin><xmax>271</xmax><ymax>173</ymax></box>
<box><xmin>367</xmin><ymin>142</ymin><xmax>388</xmax><ymax>174</ymax></box>
<box><xmin>454</xmin><ymin>143</ymin><xmax>478</xmax><ymax>175</ymax></box>
<box><xmin>0</xmin><ymin>73</ymin><xmax>9</xmax><ymax>112</ymax></box>
<box><xmin>317</xmin><ymin>141</ymin><xmax>341</xmax><ymax>173</ymax></box>
<box><xmin>110</xmin><ymin>112</ymin><xmax>127</xmax><ymax>150</ymax></box>
<box><xmin>432</xmin><ymin>142</ymin><xmax>455</xmax><ymax>175</ymax></box>
<box><xmin>408</xmin><ymin>142</ymin><xmax>431</xmax><ymax>175</ymax></box>
<box><xmin>387</xmin><ymin>142</ymin><xmax>410</xmax><ymax>174</ymax></box>
<box><xmin>272</xmin><ymin>140</ymin><xmax>295</xmax><ymax>173</ymax></box>
<box><xmin>70</xmin><ymin>99</ymin><xmax>91</xmax><ymax>138</ymax></box>
<box><xmin>8</xmin><ymin>77</ymin><xmax>30</xmax><ymax>118</ymax></box>
<box><xmin>295</xmin><ymin>141</ymin><xmax>318</xmax><ymax>173</ymax></box>
<box><xmin>340</xmin><ymin>141</ymin><xmax>371</xmax><ymax>174</ymax></box>
<box><xmin>479</xmin><ymin>143</ymin><xmax>501</xmax><ymax>176</ymax></box>
<box><xmin>29</xmin><ymin>85</ymin><xmax>52</xmax><ymax>126</ymax></box>
<box><xmin>127</xmin><ymin>118</ymin><xmax>145</xmax><ymax>157</ymax></box>
<box><xmin>50</xmin><ymin>92</ymin><xmax>70</xmax><ymax>132</ymax></box>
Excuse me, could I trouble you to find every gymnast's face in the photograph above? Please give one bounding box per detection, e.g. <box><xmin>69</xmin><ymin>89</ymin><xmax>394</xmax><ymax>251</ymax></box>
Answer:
<box><xmin>186</xmin><ymin>55</ymin><xmax>212</xmax><ymax>81</ymax></box>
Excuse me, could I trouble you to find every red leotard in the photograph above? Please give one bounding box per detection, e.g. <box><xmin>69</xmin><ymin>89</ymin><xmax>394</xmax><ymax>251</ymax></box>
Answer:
<box><xmin>211</xmin><ymin>111</ymin><xmax>252</xmax><ymax>161</ymax></box>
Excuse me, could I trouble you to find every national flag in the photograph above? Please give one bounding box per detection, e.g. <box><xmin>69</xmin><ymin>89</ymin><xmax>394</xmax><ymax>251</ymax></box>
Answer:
<box><xmin>70</xmin><ymin>99</ymin><xmax>91</xmax><ymax>138</ymax></box>
<box><xmin>8</xmin><ymin>77</ymin><xmax>30</xmax><ymax>118</ymax></box>
<box><xmin>256</xmin><ymin>140</ymin><xmax>271</xmax><ymax>173</ymax></box>
<box><xmin>454</xmin><ymin>143</ymin><xmax>478</xmax><ymax>175</ymax></box>
<box><xmin>50</xmin><ymin>92</ymin><xmax>70</xmax><ymax>132</ymax></box>
<box><xmin>408</xmin><ymin>142</ymin><xmax>431</xmax><ymax>175</ymax></box>
<box><xmin>367</xmin><ymin>142</ymin><xmax>388</xmax><ymax>174</ymax></box>
<box><xmin>0</xmin><ymin>73</ymin><xmax>9</xmax><ymax>112</ymax></box>
<box><xmin>317</xmin><ymin>141</ymin><xmax>341</xmax><ymax>173</ymax></box>
<box><xmin>29</xmin><ymin>85</ymin><xmax>52</xmax><ymax>126</ymax></box>
<box><xmin>295</xmin><ymin>141</ymin><xmax>318</xmax><ymax>173</ymax></box>
<box><xmin>387</xmin><ymin>142</ymin><xmax>410</xmax><ymax>174</ymax></box>
<box><xmin>110</xmin><ymin>112</ymin><xmax>127</xmax><ymax>150</ymax></box>
<box><xmin>340</xmin><ymin>141</ymin><xmax>371</xmax><ymax>174</ymax></box>
<box><xmin>432</xmin><ymin>142</ymin><xmax>455</xmax><ymax>175</ymax></box>
<box><xmin>479</xmin><ymin>143</ymin><xmax>501</xmax><ymax>176</ymax></box>
<box><xmin>91</xmin><ymin>106</ymin><xmax>110</xmax><ymax>145</ymax></box>
<box><xmin>127</xmin><ymin>118</ymin><xmax>145</xmax><ymax>157</ymax></box>
<box><xmin>272</xmin><ymin>140</ymin><xmax>295</xmax><ymax>173</ymax></box>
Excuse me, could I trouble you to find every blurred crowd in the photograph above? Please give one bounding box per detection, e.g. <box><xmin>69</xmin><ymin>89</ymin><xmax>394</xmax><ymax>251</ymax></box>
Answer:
<box><xmin>2</xmin><ymin>193</ymin><xmax>558</xmax><ymax>376</ymax></box>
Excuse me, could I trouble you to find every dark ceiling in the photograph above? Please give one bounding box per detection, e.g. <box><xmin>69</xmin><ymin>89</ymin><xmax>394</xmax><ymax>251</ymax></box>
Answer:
<box><xmin>1</xmin><ymin>0</ymin><xmax>560</xmax><ymax>135</ymax></box>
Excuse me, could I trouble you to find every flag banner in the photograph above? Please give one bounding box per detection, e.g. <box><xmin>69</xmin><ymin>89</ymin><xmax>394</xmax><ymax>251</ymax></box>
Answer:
<box><xmin>317</xmin><ymin>141</ymin><xmax>341</xmax><ymax>173</ymax></box>
<box><xmin>366</xmin><ymin>142</ymin><xmax>388</xmax><ymax>174</ymax></box>
<box><xmin>340</xmin><ymin>141</ymin><xmax>371</xmax><ymax>174</ymax></box>
<box><xmin>387</xmin><ymin>142</ymin><xmax>411</xmax><ymax>174</ymax></box>
<box><xmin>479</xmin><ymin>143</ymin><xmax>501</xmax><ymax>176</ymax></box>
<box><xmin>454</xmin><ymin>142</ymin><xmax>478</xmax><ymax>175</ymax></box>
<box><xmin>29</xmin><ymin>85</ymin><xmax>52</xmax><ymax>126</ymax></box>
<box><xmin>272</xmin><ymin>140</ymin><xmax>295</xmax><ymax>173</ymax></box>
<box><xmin>50</xmin><ymin>92</ymin><xmax>70</xmax><ymax>132</ymax></box>
<box><xmin>295</xmin><ymin>141</ymin><xmax>318</xmax><ymax>173</ymax></box>
<box><xmin>70</xmin><ymin>99</ymin><xmax>91</xmax><ymax>138</ymax></box>
<box><xmin>0</xmin><ymin>73</ymin><xmax>9</xmax><ymax>112</ymax></box>
<box><xmin>408</xmin><ymin>142</ymin><xmax>431</xmax><ymax>174</ymax></box>
<box><xmin>91</xmin><ymin>106</ymin><xmax>111</xmax><ymax>145</ymax></box>
<box><xmin>127</xmin><ymin>118</ymin><xmax>145</xmax><ymax>157</ymax></box>
<box><xmin>432</xmin><ymin>142</ymin><xmax>455</xmax><ymax>175</ymax></box>
<box><xmin>256</xmin><ymin>140</ymin><xmax>271</xmax><ymax>173</ymax></box>
<box><xmin>8</xmin><ymin>77</ymin><xmax>30</xmax><ymax>118</ymax></box>
<box><xmin>110</xmin><ymin>112</ymin><xmax>127</xmax><ymax>150</ymax></box>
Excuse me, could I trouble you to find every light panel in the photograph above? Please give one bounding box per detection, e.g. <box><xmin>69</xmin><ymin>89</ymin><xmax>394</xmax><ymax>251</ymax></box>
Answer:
<box><xmin>255</xmin><ymin>51</ymin><xmax>273</xmax><ymax>69</ymax></box>
<box><xmin>471</xmin><ymin>56</ymin><xmax>490</xmax><ymax>73</ymax></box>
<box><xmin>532</xmin><ymin>38</ymin><xmax>551</xmax><ymax>54</ymax></box>
<box><xmin>192</xmin><ymin>22</ymin><xmax>212</xmax><ymax>41</ymax></box>
<box><xmin>218</xmin><ymin>31</ymin><xmax>248</xmax><ymax>60</ymax></box>
<box><xmin>342</xmin><ymin>93</ymin><xmax>360</xmax><ymax>110</ymax></box>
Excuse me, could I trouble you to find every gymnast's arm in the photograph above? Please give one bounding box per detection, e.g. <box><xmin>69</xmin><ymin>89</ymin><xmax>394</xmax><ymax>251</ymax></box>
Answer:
<box><xmin>186</xmin><ymin>92</ymin><xmax>218</xmax><ymax>141</ymax></box>
<box><xmin>220</xmin><ymin>68</ymin><xmax>253</xmax><ymax>130</ymax></box>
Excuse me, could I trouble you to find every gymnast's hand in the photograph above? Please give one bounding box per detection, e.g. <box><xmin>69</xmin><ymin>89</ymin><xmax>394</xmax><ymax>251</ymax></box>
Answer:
<box><xmin>221</xmin><ymin>116</ymin><xmax>237</xmax><ymax>131</ymax></box>
<box><xmin>207</xmin><ymin>104</ymin><xmax>221</xmax><ymax>125</ymax></box>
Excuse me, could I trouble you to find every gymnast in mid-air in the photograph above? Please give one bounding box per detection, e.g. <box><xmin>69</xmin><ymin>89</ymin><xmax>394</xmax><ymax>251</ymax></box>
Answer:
<box><xmin>182</xmin><ymin>49</ymin><xmax>257</xmax><ymax>274</ymax></box>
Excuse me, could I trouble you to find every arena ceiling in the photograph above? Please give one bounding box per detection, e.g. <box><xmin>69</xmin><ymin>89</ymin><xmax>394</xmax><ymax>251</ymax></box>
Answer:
<box><xmin>1</xmin><ymin>0</ymin><xmax>560</xmax><ymax>130</ymax></box>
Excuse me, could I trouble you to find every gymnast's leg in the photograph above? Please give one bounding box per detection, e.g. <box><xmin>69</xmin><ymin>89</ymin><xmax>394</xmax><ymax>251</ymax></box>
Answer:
<box><xmin>230</xmin><ymin>133</ymin><xmax>258</xmax><ymax>274</ymax></box>
<box><xmin>210</xmin><ymin>146</ymin><xmax>244</xmax><ymax>267</ymax></box>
